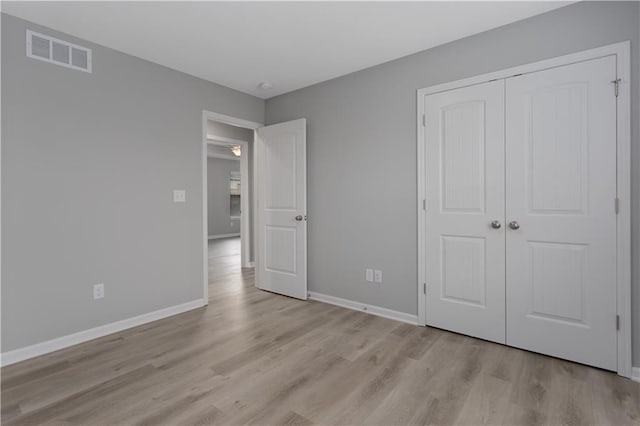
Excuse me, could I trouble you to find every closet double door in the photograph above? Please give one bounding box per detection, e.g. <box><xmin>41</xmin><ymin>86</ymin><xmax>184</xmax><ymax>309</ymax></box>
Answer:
<box><xmin>423</xmin><ymin>56</ymin><xmax>618</xmax><ymax>370</ymax></box>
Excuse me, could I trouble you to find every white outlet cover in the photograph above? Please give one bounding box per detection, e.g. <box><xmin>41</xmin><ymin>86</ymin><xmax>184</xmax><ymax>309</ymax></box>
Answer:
<box><xmin>374</xmin><ymin>270</ymin><xmax>383</xmax><ymax>283</ymax></box>
<box><xmin>173</xmin><ymin>189</ymin><xmax>186</xmax><ymax>203</ymax></box>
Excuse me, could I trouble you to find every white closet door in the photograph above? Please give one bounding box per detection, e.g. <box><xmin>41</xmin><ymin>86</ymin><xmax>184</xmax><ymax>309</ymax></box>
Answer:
<box><xmin>505</xmin><ymin>56</ymin><xmax>618</xmax><ymax>370</ymax></box>
<box><xmin>424</xmin><ymin>80</ymin><xmax>506</xmax><ymax>344</ymax></box>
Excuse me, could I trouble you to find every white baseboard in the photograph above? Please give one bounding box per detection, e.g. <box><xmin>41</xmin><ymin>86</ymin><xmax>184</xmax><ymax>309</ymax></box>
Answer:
<box><xmin>1</xmin><ymin>298</ymin><xmax>206</xmax><ymax>367</ymax></box>
<box><xmin>632</xmin><ymin>367</ymin><xmax>640</xmax><ymax>383</ymax></box>
<box><xmin>244</xmin><ymin>261</ymin><xmax>255</xmax><ymax>268</ymax></box>
<box><xmin>308</xmin><ymin>291</ymin><xmax>418</xmax><ymax>325</ymax></box>
<box><xmin>208</xmin><ymin>233</ymin><xmax>240</xmax><ymax>240</ymax></box>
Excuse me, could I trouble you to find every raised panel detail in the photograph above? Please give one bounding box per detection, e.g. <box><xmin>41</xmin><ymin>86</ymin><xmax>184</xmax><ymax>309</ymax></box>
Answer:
<box><xmin>265</xmin><ymin>134</ymin><xmax>296</xmax><ymax>210</ymax></box>
<box><xmin>527</xmin><ymin>83</ymin><xmax>588</xmax><ymax>214</ymax></box>
<box><xmin>528</xmin><ymin>242</ymin><xmax>587</xmax><ymax>324</ymax></box>
<box><xmin>265</xmin><ymin>226</ymin><xmax>297</xmax><ymax>275</ymax></box>
<box><xmin>441</xmin><ymin>236</ymin><xmax>486</xmax><ymax>306</ymax></box>
<box><xmin>440</xmin><ymin>101</ymin><xmax>486</xmax><ymax>212</ymax></box>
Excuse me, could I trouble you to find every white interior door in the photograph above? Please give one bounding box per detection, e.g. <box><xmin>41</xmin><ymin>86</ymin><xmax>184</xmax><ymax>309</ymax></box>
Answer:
<box><xmin>505</xmin><ymin>56</ymin><xmax>618</xmax><ymax>370</ymax></box>
<box><xmin>424</xmin><ymin>80</ymin><xmax>506</xmax><ymax>343</ymax></box>
<box><xmin>256</xmin><ymin>119</ymin><xmax>307</xmax><ymax>300</ymax></box>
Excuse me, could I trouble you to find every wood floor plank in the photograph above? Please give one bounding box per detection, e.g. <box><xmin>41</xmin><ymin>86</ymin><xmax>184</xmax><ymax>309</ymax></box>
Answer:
<box><xmin>361</xmin><ymin>333</ymin><xmax>452</xmax><ymax>425</ymax></box>
<box><xmin>2</xmin><ymin>237</ymin><xmax>638</xmax><ymax>425</ymax></box>
<box><xmin>408</xmin><ymin>336</ymin><xmax>490</xmax><ymax>425</ymax></box>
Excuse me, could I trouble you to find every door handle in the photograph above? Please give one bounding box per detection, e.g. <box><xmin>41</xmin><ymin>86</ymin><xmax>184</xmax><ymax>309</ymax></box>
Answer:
<box><xmin>490</xmin><ymin>220</ymin><xmax>501</xmax><ymax>229</ymax></box>
<box><xmin>295</xmin><ymin>215</ymin><xmax>303</xmax><ymax>221</ymax></box>
<box><xmin>509</xmin><ymin>221</ymin><xmax>520</xmax><ymax>230</ymax></box>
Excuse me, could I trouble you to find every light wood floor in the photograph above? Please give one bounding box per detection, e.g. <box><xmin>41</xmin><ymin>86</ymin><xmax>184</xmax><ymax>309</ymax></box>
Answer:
<box><xmin>2</xmin><ymin>237</ymin><xmax>639</xmax><ymax>425</ymax></box>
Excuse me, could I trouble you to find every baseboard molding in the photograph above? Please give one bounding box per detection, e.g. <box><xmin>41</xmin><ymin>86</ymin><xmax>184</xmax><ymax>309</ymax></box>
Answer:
<box><xmin>208</xmin><ymin>233</ymin><xmax>240</xmax><ymax>240</ymax></box>
<box><xmin>632</xmin><ymin>367</ymin><xmax>640</xmax><ymax>383</ymax></box>
<box><xmin>244</xmin><ymin>261</ymin><xmax>255</xmax><ymax>268</ymax></box>
<box><xmin>1</xmin><ymin>298</ymin><xmax>206</xmax><ymax>367</ymax></box>
<box><xmin>308</xmin><ymin>291</ymin><xmax>418</xmax><ymax>325</ymax></box>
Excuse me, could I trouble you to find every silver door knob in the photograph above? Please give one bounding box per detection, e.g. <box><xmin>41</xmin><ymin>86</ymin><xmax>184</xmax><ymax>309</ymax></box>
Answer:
<box><xmin>490</xmin><ymin>220</ymin><xmax>501</xmax><ymax>229</ymax></box>
<box><xmin>295</xmin><ymin>215</ymin><xmax>303</xmax><ymax>221</ymax></box>
<box><xmin>509</xmin><ymin>221</ymin><xmax>520</xmax><ymax>230</ymax></box>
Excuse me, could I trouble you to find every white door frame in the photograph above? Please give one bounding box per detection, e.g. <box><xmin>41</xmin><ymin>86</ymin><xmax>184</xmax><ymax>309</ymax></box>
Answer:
<box><xmin>202</xmin><ymin>110</ymin><xmax>262</xmax><ymax>304</ymax></box>
<box><xmin>416</xmin><ymin>41</ymin><xmax>632</xmax><ymax>378</ymax></box>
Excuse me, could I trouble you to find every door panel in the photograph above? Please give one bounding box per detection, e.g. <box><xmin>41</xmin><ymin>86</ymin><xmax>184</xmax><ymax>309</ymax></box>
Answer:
<box><xmin>441</xmin><ymin>100</ymin><xmax>487</xmax><ymax>212</ymax></box>
<box><xmin>256</xmin><ymin>119</ymin><xmax>307</xmax><ymax>300</ymax></box>
<box><xmin>441</xmin><ymin>236</ymin><xmax>487</xmax><ymax>306</ymax></box>
<box><xmin>505</xmin><ymin>56</ymin><xmax>617</xmax><ymax>370</ymax></box>
<box><xmin>424</xmin><ymin>80</ymin><xmax>506</xmax><ymax>344</ymax></box>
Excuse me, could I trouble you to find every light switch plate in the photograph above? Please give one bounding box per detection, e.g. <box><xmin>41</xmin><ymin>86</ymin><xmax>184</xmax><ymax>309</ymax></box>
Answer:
<box><xmin>173</xmin><ymin>190</ymin><xmax>186</xmax><ymax>203</ymax></box>
<box><xmin>365</xmin><ymin>269</ymin><xmax>374</xmax><ymax>282</ymax></box>
<box><xmin>93</xmin><ymin>283</ymin><xmax>104</xmax><ymax>300</ymax></box>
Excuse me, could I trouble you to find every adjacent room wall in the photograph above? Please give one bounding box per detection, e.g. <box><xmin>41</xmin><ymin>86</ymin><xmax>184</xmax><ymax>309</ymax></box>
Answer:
<box><xmin>266</xmin><ymin>1</ymin><xmax>640</xmax><ymax>366</ymax></box>
<box><xmin>1</xmin><ymin>13</ymin><xmax>264</xmax><ymax>353</ymax></box>
<box><xmin>207</xmin><ymin>157</ymin><xmax>240</xmax><ymax>237</ymax></box>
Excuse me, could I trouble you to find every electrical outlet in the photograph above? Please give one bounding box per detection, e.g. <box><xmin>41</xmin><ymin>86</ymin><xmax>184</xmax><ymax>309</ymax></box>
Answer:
<box><xmin>365</xmin><ymin>269</ymin><xmax>374</xmax><ymax>282</ymax></box>
<box><xmin>93</xmin><ymin>283</ymin><xmax>104</xmax><ymax>300</ymax></box>
<box><xmin>374</xmin><ymin>270</ymin><xmax>383</xmax><ymax>283</ymax></box>
<box><xmin>173</xmin><ymin>189</ymin><xmax>186</xmax><ymax>203</ymax></box>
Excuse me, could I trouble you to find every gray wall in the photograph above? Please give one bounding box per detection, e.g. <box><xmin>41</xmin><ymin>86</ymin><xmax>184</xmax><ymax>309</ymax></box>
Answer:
<box><xmin>207</xmin><ymin>157</ymin><xmax>240</xmax><ymax>237</ymax></box>
<box><xmin>266</xmin><ymin>1</ymin><xmax>640</xmax><ymax>366</ymax></box>
<box><xmin>1</xmin><ymin>13</ymin><xmax>264</xmax><ymax>352</ymax></box>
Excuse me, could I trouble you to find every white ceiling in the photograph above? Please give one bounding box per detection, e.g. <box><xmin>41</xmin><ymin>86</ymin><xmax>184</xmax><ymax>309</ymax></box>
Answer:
<box><xmin>3</xmin><ymin>1</ymin><xmax>571</xmax><ymax>99</ymax></box>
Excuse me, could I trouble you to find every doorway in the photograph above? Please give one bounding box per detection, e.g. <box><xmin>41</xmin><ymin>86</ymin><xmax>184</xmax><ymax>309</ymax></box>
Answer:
<box><xmin>206</xmin><ymin>126</ymin><xmax>250</xmax><ymax>262</ymax></box>
<box><xmin>202</xmin><ymin>111</ymin><xmax>309</xmax><ymax>304</ymax></box>
<box><xmin>202</xmin><ymin>111</ymin><xmax>262</xmax><ymax>302</ymax></box>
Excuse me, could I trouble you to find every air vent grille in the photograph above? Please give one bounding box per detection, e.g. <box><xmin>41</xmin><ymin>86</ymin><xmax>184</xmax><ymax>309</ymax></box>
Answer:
<box><xmin>26</xmin><ymin>30</ymin><xmax>92</xmax><ymax>73</ymax></box>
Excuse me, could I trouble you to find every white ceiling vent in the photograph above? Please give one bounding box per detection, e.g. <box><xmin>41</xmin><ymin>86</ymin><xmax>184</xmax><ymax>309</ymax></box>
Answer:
<box><xmin>26</xmin><ymin>30</ymin><xmax>92</xmax><ymax>73</ymax></box>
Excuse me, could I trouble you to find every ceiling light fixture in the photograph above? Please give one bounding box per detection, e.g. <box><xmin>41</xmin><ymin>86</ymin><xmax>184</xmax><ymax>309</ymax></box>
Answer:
<box><xmin>230</xmin><ymin>145</ymin><xmax>241</xmax><ymax>157</ymax></box>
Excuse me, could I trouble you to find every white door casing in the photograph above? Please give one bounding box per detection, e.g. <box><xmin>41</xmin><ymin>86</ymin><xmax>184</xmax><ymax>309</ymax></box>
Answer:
<box><xmin>424</xmin><ymin>80</ymin><xmax>506</xmax><ymax>344</ymax></box>
<box><xmin>256</xmin><ymin>119</ymin><xmax>307</xmax><ymax>300</ymax></box>
<box><xmin>505</xmin><ymin>56</ymin><xmax>618</xmax><ymax>370</ymax></box>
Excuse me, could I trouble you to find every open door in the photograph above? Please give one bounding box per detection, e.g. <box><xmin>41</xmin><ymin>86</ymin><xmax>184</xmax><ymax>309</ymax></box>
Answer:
<box><xmin>255</xmin><ymin>119</ymin><xmax>307</xmax><ymax>300</ymax></box>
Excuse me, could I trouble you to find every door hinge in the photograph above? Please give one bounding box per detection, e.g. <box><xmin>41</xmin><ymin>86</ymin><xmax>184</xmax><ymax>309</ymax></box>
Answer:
<box><xmin>422</xmin><ymin>114</ymin><xmax>426</xmax><ymax>127</ymax></box>
<box><xmin>616</xmin><ymin>315</ymin><xmax>620</xmax><ymax>330</ymax></box>
<box><xmin>423</xmin><ymin>199</ymin><xmax>426</xmax><ymax>210</ymax></box>
<box><xmin>611</xmin><ymin>78</ymin><xmax>621</xmax><ymax>97</ymax></box>
<box><xmin>615</xmin><ymin>197</ymin><xmax>620</xmax><ymax>214</ymax></box>
<box><xmin>423</xmin><ymin>283</ymin><xmax>427</xmax><ymax>294</ymax></box>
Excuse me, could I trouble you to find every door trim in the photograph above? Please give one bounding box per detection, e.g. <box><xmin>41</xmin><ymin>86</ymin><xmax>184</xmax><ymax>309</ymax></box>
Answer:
<box><xmin>201</xmin><ymin>110</ymin><xmax>262</xmax><ymax>305</ymax></box>
<box><xmin>416</xmin><ymin>41</ymin><xmax>632</xmax><ymax>378</ymax></box>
